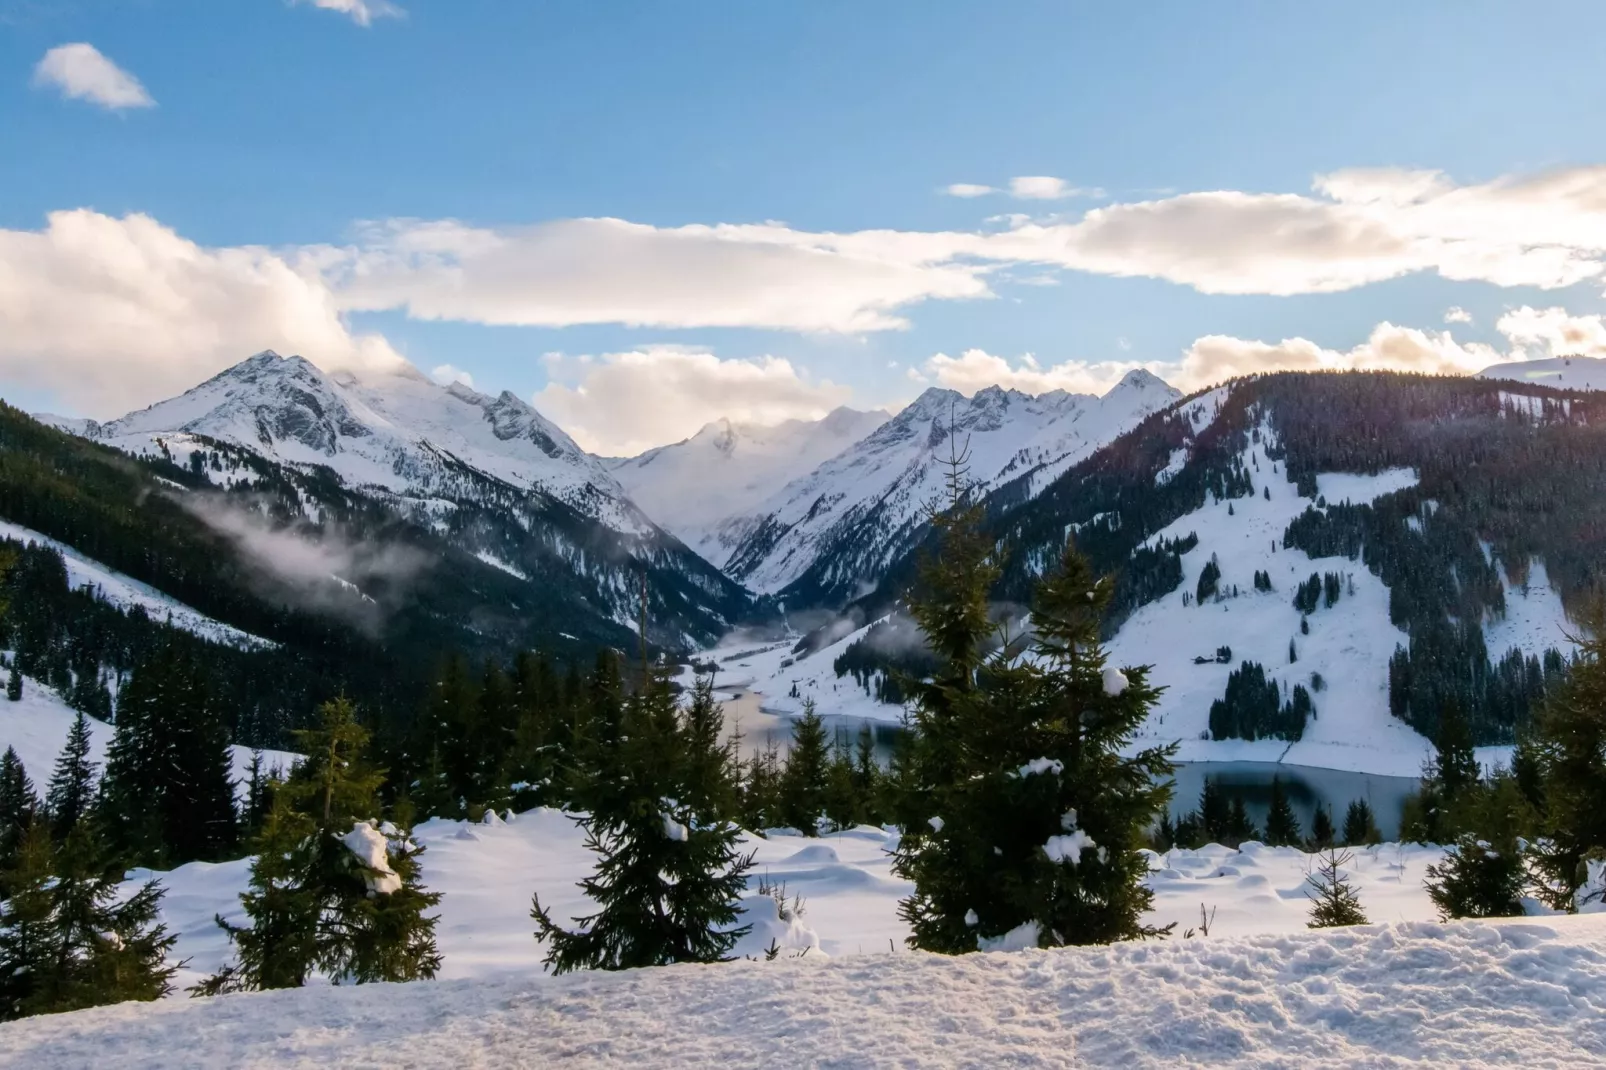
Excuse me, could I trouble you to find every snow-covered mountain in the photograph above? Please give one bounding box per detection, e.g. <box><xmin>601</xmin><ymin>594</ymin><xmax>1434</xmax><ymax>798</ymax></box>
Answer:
<box><xmin>609</xmin><ymin>407</ymin><xmax>890</xmax><ymax>565</ymax></box>
<box><xmin>41</xmin><ymin>351</ymin><xmax>755</xmax><ymax>650</ymax></box>
<box><xmin>1478</xmin><ymin>355</ymin><xmax>1606</xmax><ymax>392</ymax></box>
<box><xmin>722</xmin><ymin>370</ymin><xmax>1182</xmax><ymax>604</ymax></box>
<box><xmin>59</xmin><ymin>351</ymin><xmax>652</xmax><ymax>534</ymax></box>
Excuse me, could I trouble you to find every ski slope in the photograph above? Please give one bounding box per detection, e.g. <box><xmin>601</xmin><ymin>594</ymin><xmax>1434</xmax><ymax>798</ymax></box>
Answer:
<box><xmin>0</xmin><ymin>519</ymin><xmax>272</xmax><ymax>651</ymax></box>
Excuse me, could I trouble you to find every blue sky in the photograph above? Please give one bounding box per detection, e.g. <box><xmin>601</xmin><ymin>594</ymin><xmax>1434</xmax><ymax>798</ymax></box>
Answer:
<box><xmin>5</xmin><ymin>1</ymin><xmax>1606</xmax><ymax>452</ymax></box>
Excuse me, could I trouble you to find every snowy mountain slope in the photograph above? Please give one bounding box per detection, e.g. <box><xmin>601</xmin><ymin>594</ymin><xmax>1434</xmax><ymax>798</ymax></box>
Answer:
<box><xmin>0</xmin><ymin>519</ymin><xmax>271</xmax><ymax>650</ymax></box>
<box><xmin>0</xmin><ymin>671</ymin><xmax>298</xmax><ymax>803</ymax></box>
<box><xmin>610</xmin><ymin>406</ymin><xmax>890</xmax><ymax>564</ymax></box>
<box><xmin>1107</xmin><ymin>421</ymin><xmax>1435</xmax><ymax>775</ymax></box>
<box><xmin>37</xmin><ymin>352</ymin><xmax>756</xmax><ymax>650</ymax></box>
<box><xmin>67</xmin><ymin>351</ymin><xmax>651</xmax><ymax>533</ymax></box>
<box><xmin>724</xmin><ymin>370</ymin><xmax>1181</xmax><ymax>605</ymax></box>
<box><xmin>9</xmin><ymin>821</ymin><xmax>1606</xmax><ymax>1066</ymax></box>
<box><xmin>1478</xmin><ymin>354</ymin><xmax>1606</xmax><ymax>392</ymax></box>
<box><xmin>775</xmin><ymin>372</ymin><xmax>1601</xmax><ymax>773</ymax></box>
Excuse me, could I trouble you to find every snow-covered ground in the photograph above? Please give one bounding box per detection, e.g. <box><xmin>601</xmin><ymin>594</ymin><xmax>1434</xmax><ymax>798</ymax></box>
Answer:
<box><xmin>0</xmin><ymin>519</ymin><xmax>272</xmax><ymax>650</ymax></box>
<box><xmin>145</xmin><ymin>808</ymin><xmax>1508</xmax><ymax>994</ymax></box>
<box><xmin>6</xmin><ymin>819</ymin><xmax>1606</xmax><ymax>1065</ymax></box>
<box><xmin>0</xmin><ymin>673</ymin><xmax>298</xmax><ymax>804</ymax></box>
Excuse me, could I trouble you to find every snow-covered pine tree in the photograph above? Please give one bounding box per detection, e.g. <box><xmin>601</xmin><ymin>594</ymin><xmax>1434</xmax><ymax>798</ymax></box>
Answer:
<box><xmin>1263</xmin><ymin>776</ymin><xmax>1301</xmax><ymax>846</ymax></box>
<box><xmin>1305</xmin><ymin>849</ymin><xmax>1369</xmax><ymax>928</ymax></box>
<box><xmin>778</xmin><ymin>700</ymin><xmax>830</xmax><ymax>835</ymax></box>
<box><xmin>199</xmin><ymin>696</ymin><xmax>441</xmax><ymax>993</ymax></box>
<box><xmin>1529</xmin><ymin>602</ymin><xmax>1606</xmax><ymax>910</ymax></box>
<box><xmin>0</xmin><ymin>819</ymin><xmax>177</xmax><ymax>1020</ymax></box>
<box><xmin>532</xmin><ymin>667</ymin><xmax>755</xmax><ymax>972</ymax></box>
<box><xmin>1424</xmin><ymin>834</ymin><xmax>1526</xmax><ymax>919</ymax></box>
<box><xmin>894</xmin><ymin>525</ymin><xmax>1176</xmax><ymax>953</ymax></box>
<box><xmin>5</xmin><ymin>666</ymin><xmax>19</xmax><ymax>702</ymax></box>
<box><xmin>46</xmin><ymin>712</ymin><xmax>96</xmax><ymax>841</ymax></box>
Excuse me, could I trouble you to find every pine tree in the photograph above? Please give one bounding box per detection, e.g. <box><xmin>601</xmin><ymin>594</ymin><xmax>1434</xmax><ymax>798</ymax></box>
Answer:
<box><xmin>1341</xmin><ymin>799</ymin><xmax>1382</xmax><ymax>846</ymax></box>
<box><xmin>46</xmin><ymin>712</ymin><xmax>97</xmax><ymax>842</ymax></box>
<box><xmin>739</xmin><ymin>742</ymin><xmax>784</xmax><ymax>831</ymax></box>
<box><xmin>97</xmin><ymin>645</ymin><xmax>236</xmax><ymax>866</ymax></box>
<box><xmin>241</xmin><ymin>750</ymin><xmax>272</xmax><ymax>841</ymax></box>
<box><xmin>1263</xmin><ymin>776</ymin><xmax>1302</xmax><ymax>847</ymax></box>
<box><xmin>1227</xmin><ymin>796</ymin><xmax>1258</xmax><ymax>845</ymax></box>
<box><xmin>1310</xmin><ymin>805</ymin><xmax>1335</xmax><ymax>849</ymax></box>
<box><xmin>778</xmin><ymin>701</ymin><xmax>830</xmax><ymax>835</ymax></box>
<box><xmin>852</xmin><ymin>724</ymin><xmax>884</xmax><ymax>827</ymax></box>
<box><xmin>1434</xmin><ymin>700</ymin><xmax>1480</xmax><ymax>799</ymax></box>
<box><xmin>0</xmin><ymin>818</ymin><xmax>57</xmax><ymax>1019</ymax></box>
<box><xmin>1198</xmin><ymin>779</ymin><xmax>1231</xmax><ymax>844</ymax></box>
<box><xmin>822</xmin><ymin>742</ymin><xmax>860</xmax><ymax>831</ymax></box>
<box><xmin>532</xmin><ymin>670</ymin><xmax>755</xmax><ymax>972</ymax></box>
<box><xmin>1529</xmin><ymin>602</ymin><xmax>1606</xmax><ymax>910</ymax></box>
<box><xmin>200</xmin><ymin>696</ymin><xmax>441</xmax><ymax>993</ymax></box>
<box><xmin>1424</xmin><ymin>834</ymin><xmax>1526</xmax><ymax>919</ymax></box>
<box><xmin>5</xmin><ymin>666</ymin><xmax>20</xmax><ymax>702</ymax></box>
<box><xmin>1305</xmin><ymin>849</ymin><xmax>1368</xmax><ymax>928</ymax></box>
<box><xmin>894</xmin><ymin>517</ymin><xmax>1176</xmax><ymax>953</ymax></box>
<box><xmin>680</xmin><ymin>674</ymin><xmax>739</xmax><ymax>823</ymax></box>
<box><xmin>0</xmin><ymin>748</ymin><xmax>39</xmax><ymax>893</ymax></box>
<box><xmin>0</xmin><ymin>819</ymin><xmax>177</xmax><ymax>1020</ymax></box>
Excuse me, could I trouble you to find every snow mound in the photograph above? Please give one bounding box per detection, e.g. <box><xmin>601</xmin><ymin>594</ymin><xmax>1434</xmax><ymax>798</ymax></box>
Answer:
<box><xmin>340</xmin><ymin>821</ymin><xmax>401</xmax><ymax>895</ymax></box>
<box><xmin>8</xmin><ymin>917</ymin><xmax>1605</xmax><ymax>1067</ymax></box>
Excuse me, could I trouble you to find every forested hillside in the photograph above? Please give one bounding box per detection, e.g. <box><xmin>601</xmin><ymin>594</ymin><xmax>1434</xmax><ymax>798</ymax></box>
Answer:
<box><xmin>826</xmin><ymin>372</ymin><xmax>1606</xmax><ymax>746</ymax></box>
<box><xmin>0</xmin><ymin>402</ymin><xmax>736</xmax><ymax>748</ymax></box>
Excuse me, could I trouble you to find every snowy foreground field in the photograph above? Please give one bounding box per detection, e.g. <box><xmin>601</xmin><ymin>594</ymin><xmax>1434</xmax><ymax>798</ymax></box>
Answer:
<box><xmin>3</xmin><ymin>910</ymin><xmax>1604</xmax><ymax>1067</ymax></box>
<box><xmin>5</xmin><ymin>809</ymin><xmax>1606</xmax><ymax>1066</ymax></box>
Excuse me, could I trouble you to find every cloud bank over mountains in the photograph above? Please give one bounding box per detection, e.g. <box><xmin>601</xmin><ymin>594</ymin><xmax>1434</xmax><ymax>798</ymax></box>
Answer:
<box><xmin>8</xmin><ymin>166</ymin><xmax>1606</xmax><ymax>451</ymax></box>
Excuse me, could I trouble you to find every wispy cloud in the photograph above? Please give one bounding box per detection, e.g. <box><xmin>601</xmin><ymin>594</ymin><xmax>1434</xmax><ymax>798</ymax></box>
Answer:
<box><xmin>1444</xmin><ymin>306</ymin><xmax>1473</xmax><ymax>324</ymax></box>
<box><xmin>293</xmin><ymin>0</ymin><xmax>404</xmax><ymax>26</ymax></box>
<box><xmin>944</xmin><ymin>183</ymin><xmax>997</xmax><ymax>198</ymax></box>
<box><xmin>1008</xmin><ymin>175</ymin><xmax>1103</xmax><ymax>200</ymax></box>
<box><xmin>32</xmin><ymin>43</ymin><xmax>154</xmax><ymax>110</ymax></box>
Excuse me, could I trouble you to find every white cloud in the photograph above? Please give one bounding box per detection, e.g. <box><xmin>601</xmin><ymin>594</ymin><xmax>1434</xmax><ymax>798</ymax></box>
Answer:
<box><xmin>1444</xmin><ymin>306</ymin><xmax>1473</xmax><ymax>324</ymax></box>
<box><xmin>0</xmin><ymin>210</ymin><xmax>403</xmax><ymax>416</ymax></box>
<box><xmin>924</xmin><ymin>349</ymin><xmax>1149</xmax><ymax>396</ymax></box>
<box><xmin>322</xmin><ymin>217</ymin><xmax>991</xmax><ymax>333</ymax></box>
<box><xmin>430</xmin><ymin>364</ymin><xmax>473</xmax><ymax>387</ymax></box>
<box><xmin>1494</xmin><ymin>305</ymin><xmax>1606</xmax><ymax>358</ymax></box>
<box><xmin>944</xmin><ymin>183</ymin><xmax>997</xmax><ymax>198</ymax></box>
<box><xmin>294</xmin><ymin>0</ymin><xmax>404</xmax><ymax>25</ymax></box>
<box><xmin>310</xmin><ymin>167</ymin><xmax>1606</xmax><ymax>336</ymax></box>
<box><xmin>1167</xmin><ymin>323</ymin><xmax>1503</xmax><ymax>390</ymax></box>
<box><xmin>32</xmin><ymin>43</ymin><xmax>154</xmax><ymax>110</ymax></box>
<box><xmin>1008</xmin><ymin>176</ymin><xmax>1102</xmax><ymax>200</ymax></box>
<box><xmin>923</xmin><ymin>318</ymin><xmax>1525</xmax><ymax>400</ymax></box>
<box><xmin>532</xmin><ymin>348</ymin><xmax>852</xmax><ymax>456</ymax></box>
